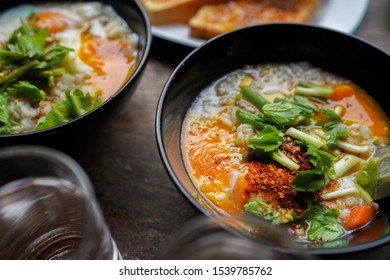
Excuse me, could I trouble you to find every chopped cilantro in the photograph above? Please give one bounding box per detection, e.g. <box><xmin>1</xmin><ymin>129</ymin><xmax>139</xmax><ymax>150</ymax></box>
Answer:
<box><xmin>295</xmin><ymin>204</ymin><xmax>344</xmax><ymax>242</ymax></box>
<box><xmin>292</xmin><ymin>145</ymin><xmax>336</xmax><ymax>192</ymax></box>
<box><xmin>321</xmin><ymin>109</ymin><xmax>348</xmax><ymax>150</ymax></box>
<box><xmin>244</xmin><ymin>200</ymin><xmax>295</xmax><ymax>224</ymax></box>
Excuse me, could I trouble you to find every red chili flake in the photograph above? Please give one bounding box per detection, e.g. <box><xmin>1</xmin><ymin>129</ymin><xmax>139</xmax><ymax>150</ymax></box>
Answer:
<box><xmin>245</xmin><ymin>161</ymin><xmax>309</xmax><ymax>215</ymax></box>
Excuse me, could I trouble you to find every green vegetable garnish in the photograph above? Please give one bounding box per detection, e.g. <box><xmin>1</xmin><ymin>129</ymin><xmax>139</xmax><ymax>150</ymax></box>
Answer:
<box><xmin>249</xmin><ymin>126</ymin><xmax>283</xmax><ymax>152</ymax></box>
<box><xmin>7</xmin><ymin>81</ymin><xmax>45</xmax><ymax>101</ymax></box>
<box><xmin>0</xmin><ymin>15</ymin><xmax>74</xmax><ymax>134</ymax></box>
<box><xmin>236</xmin><ymin>108</ymin><xmax>268</xmax><ymax>131</ymax></box>
<box><xmin>261</xmin><ymin>103</ymin><xmax>302</xmax><ymax>127</ymax></box>
<box><xmin>273</xmin><ymin>95</ymin><xmax>319</xmax><ymax>124</ymax></box>
<box><xmin>0</xmin><ymin>20</ymin><xmax>48</xmax><ymax>62</ymax></box>
<box><xmin>356</xmin><ymin>158</ymin><xmax>379</xmax><ymax>197</ymax></box>
<box><xmin>37</xmin><ymin>89</ymin><xmax>102</xmax><ymax>130</ymax></box>
<box><xmin>0</xmin><ymin>93</ymin><xmax>11</xmax><ymax>134</ymax></box>
<box><xmin>241</xmin><ymin>86</ymin><xmax>268</xmax><ymax>109</ymax></box>
<box><xmin>244</xmin><ymin>200</ymin><xmax>295</xmax><ymax>224</ymax></box>
<box><xmin>321</xmin><ymin>109</ymin><xmax>348</xmax><ymax>150</ymax></box>
<box><xmin>292</xmin><ymin>145</ymin><xmax>336</xmax><ymax>192</ymax></box>
<box><xmin>295</xmin><ymin>81</ymin><xmax>333</xmax><ymax>98</ymax></box>
<box><xmin>295</xmin><ymin>204</ymin><xmax>343</xmax><ymax>242</ymax></box>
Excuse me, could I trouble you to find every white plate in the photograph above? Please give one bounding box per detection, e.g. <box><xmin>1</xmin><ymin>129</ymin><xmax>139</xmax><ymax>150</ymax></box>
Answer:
<box><xmin>151</xmin><ymin>0</ymin><xmax>369</xmax><ymax>48</ymax></box>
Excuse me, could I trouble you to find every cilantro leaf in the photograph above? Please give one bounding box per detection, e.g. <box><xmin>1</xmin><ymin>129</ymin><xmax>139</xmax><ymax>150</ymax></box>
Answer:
<box><xmin>295</xmin><ymin>204</ymin><xmax>343</xmax><ymax>242</ymax></box>
<box><xmin>292</xmin><ymin>145</ymin><xmax>336</xmax><ymax>192</ymax></box>
<box><xmin>249</xmin><ymin>126</ymin><xmax>283</xmax><ymax>152</ymax></box>
<box><xmin>321</xmin><ymin>109</ymin><xmax>348</xmax><ymax>150</ymax></box>
<box><xmin>307</xmin><ymin>144</ymin><xmax>336</xmax><ymax>169</ymax></box>
<box><xmin>244</xmin><ymin>200</ymin><xmax>294</xmax><ymax>224</ymax></box>
<box><xmin>292</xmin><ymin>167</ymin><xmax>328</xmax><ymax>192</ymax></box>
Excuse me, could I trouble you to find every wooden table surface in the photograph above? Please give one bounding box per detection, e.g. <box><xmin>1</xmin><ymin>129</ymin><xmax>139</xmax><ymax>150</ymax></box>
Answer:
<box><xmin>61</xmin><ymin>0</ymin><xmax>390</xmax><ymax>260</ymax></box>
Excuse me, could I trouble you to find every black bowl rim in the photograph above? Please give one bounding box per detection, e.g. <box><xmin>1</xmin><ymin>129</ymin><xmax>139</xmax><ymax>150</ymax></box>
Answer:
<box><xmin>156</xmin><ymin>23</ymin><xmax>390</xmax><ymax>255</ymax></box>
<box><xmin>0</xmin><ymin>0</ymin><xmax>152</xmax><ymax>139</ymax></box>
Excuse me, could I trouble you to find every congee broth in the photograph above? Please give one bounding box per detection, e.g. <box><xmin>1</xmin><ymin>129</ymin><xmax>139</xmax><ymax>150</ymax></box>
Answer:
<box><xmin>0</xmin><ymin>2</ymin><xmax>139</xmax><ymax>134</ymax></box>
<box><xmin>181</xmin><ymin>62</ymin><xmax>390</xmax><ymax>243</ymax></box>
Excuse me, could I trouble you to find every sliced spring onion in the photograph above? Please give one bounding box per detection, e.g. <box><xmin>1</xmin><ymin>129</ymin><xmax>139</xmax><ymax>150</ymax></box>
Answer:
<box><xmin>294</xmin><ymin>81</ymin><xmax>333</xmax><ymax>98</ymax></box>
<box><xmin>337</xmin><ymin>141</ymin><xmax>370</xmax><ymax>154</ymax></box>
<box><xmin>310</xmin><ymin>129</ymin><xmax>327</xmax><ymax>139</ymax></box>
<box><xmin>334</xmin><ymin>105</ymin><xmax>345</xmax><ymax>116</ymax></box>
<box><xmin>285</xmin><ymin>127</ymin><xmax>325</xmax><ymax>149</ymax></box>
<box><xmin>0</xmin><ymin>60</ymin><xmax>40</xmax><ymax>85</ymax></box>
<box><xmin>330</xmin><ymin>155</ymin><xmax>361</xmax><ymax>180</ymax></box>
<box><xmin>236</xmin><ymin>108</ymin><xmax>267</xmax><ymax>131</ymax></box>
<box><xmin>272</xmin><ymin>149</ymin><xmax>300</xmax><ymax>170</ymax></box>
<box><xmin>241</xmin><ymin>86</ymin><xmax>268</xmax><ymax>109</ymax></box>
<box><xmin>355</xmin><ymin>183</ymin><xmax>374</xmax><ymax>203</ymax></box>
<box><xmin>321</xmin><ymin>187</ymin><xmax>359</xmax><ymax>200</ymax></box>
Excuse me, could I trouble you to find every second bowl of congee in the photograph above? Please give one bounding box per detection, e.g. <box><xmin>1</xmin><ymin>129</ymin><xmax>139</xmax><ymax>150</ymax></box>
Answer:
<box><xmin>0</xmin><ymin>0</ymin><xmax>151</xmax><ymax>142</ymax></box>
<box><xmin>156</xmin><ymin>24</ymin><xmax>390</xmax><ymax>254</ymax></box>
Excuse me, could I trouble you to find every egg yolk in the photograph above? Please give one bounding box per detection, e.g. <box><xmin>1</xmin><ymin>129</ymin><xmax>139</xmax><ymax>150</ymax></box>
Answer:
<box><xmin>30</xmin><ymin>10</ymin><xmax>70</xmax><ymax>33</ymax></box>
<box><xmin>79</xmin><ymin>32</ymin><xmax>136</xmax><ymax>100</ymax></box>
<box><xmin>30</xmin><ymin>10</ymin><xmax>136</xmax><ymax>100</ymax></box>
<box><xmin>184</xmin><ymin>117</ymin><xmax>248</xmax><ymax>212</ymax></box>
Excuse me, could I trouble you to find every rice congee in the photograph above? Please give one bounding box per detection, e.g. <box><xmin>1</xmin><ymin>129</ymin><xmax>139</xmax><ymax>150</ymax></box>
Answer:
<box><xmin>0</xmin><ymin>2</ymin><xmax>140</xmax><ymax>134</ymax></box>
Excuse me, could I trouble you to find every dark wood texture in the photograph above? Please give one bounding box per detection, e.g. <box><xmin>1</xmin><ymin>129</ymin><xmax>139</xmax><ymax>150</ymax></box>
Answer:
<box><xmin>61</xmin><ymin>0</ymin><xmax>390</xmax><ymax>260</ymax></box>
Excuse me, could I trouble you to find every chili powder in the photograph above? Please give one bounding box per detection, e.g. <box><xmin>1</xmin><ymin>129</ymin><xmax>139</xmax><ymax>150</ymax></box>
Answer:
<box><xmin>245</xmin><ymin>162</ymin><xmax>308</xmax><ymax>215</ymax></box>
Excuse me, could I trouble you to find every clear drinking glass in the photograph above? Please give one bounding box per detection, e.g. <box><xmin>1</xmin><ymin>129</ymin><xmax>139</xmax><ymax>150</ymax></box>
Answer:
<box><xmin>0</xmin><ymin>145</ymin><xmax>121</xmax><ymax>260</ymax></box>
<box><xmin>158</xmin><ymin>213</ymin><xmax>314</xmax><ymax>260</ymax></box>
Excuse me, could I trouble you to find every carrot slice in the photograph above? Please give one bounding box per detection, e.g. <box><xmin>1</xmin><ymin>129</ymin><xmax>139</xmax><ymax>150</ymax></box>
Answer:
<box><xmin>342</xmin><ymin>204</ymin><xmax>376</xmax><ymax>230</ymax></box>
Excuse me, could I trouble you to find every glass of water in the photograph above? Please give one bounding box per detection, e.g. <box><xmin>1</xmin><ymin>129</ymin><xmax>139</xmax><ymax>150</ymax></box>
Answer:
<box><xmin>158</xmin><ymin>213</ymin><xmax>314</xmax><ymax>260</ymax></box>
<box><xmin>0</xmin><ymin>145</ymin><xmax>121</xmax><ymax>260</ymax></box>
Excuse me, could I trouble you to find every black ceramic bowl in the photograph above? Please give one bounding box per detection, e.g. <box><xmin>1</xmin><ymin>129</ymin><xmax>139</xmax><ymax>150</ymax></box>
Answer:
<box><xmin>0</xmin><ymin>0</ymin><xmax>151</xmax><ymax>145</ymax></box>
<box><xmin>156</xmin><ymin>23</ymin><xmax>390</xmax><ymax>255</ymax></box>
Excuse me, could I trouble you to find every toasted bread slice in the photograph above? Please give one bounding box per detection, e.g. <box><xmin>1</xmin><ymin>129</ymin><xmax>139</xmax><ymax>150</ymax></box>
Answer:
<box><xmin>189</xmin><ymin>0</ymin><xmax>319</xmax><ymax>39</ymax></box>
<box><xmin>140</xmin><ymin>0</ymin><xmax>225</xmax><ymax>25</ymax></box>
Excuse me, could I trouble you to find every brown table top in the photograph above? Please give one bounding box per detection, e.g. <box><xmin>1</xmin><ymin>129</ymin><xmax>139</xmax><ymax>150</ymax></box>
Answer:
<box><xmin>62</xmin><ymin>0</ymin><xmax>390</xmax><ymax>260</ymax></box>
